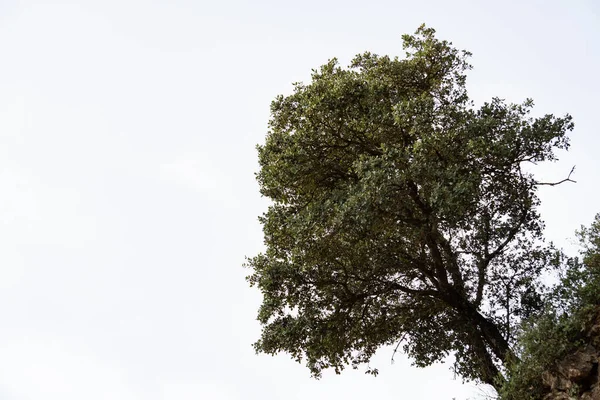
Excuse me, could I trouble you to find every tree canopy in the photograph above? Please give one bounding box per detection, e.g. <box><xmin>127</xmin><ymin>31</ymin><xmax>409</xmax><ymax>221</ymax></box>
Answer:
<box><xmin>246</xmin><ymin>25</ymin><xmax>574</xmax><ymax>390</ymax></box>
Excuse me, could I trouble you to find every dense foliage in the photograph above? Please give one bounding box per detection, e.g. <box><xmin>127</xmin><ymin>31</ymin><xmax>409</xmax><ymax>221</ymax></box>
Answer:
<box><xmin>500</xmin><ymin>214</ymin><xmax>600</xmax><ymax>399</ymax></box>
<box><xmin>246</xmin><ymin>25</ymin><xmax>574</xmax><ymax>390</ymax></box>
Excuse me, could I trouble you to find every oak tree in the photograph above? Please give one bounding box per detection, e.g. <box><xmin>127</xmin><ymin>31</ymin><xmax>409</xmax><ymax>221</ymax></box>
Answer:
<box><xmin>246</xmin><ymin>26</ymin><xmax>574</xmax><ymax>390</ymax></box>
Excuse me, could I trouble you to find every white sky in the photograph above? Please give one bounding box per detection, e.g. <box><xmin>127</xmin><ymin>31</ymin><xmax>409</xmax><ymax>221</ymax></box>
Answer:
<box><xmin>0</xmin><ymin>1</ymin><xmax>598</xmax><ymax>399</ymax></box>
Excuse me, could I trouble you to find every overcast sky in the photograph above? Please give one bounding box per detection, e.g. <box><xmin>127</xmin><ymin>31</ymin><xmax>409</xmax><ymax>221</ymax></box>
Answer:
<box><xmin>0</xmin><ymin>1</ymin><xmax>598</xmax><ymax>399</ymax></box>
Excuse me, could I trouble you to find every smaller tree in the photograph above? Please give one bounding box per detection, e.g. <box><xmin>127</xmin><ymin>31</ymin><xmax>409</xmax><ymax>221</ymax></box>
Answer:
<box><xmin>500</xmin><ymin>214</ymin><xmax>600</xmax><ymax>399</ymax></box>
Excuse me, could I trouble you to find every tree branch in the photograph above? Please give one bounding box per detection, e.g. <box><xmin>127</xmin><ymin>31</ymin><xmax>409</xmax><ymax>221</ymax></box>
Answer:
<box><xmin>474</xmin><ymin>207</ymin><xmax>527</xmax><ymax>307</ymax></box>
<box><xmin>535</xmin><ymin>165</ymin><xmax>576</xmax><ymax>186</ymax></box>
<box><xmin>388</xmin><ymin>281</ymin><xmax>439</xmax><ymax>297</ymax></box>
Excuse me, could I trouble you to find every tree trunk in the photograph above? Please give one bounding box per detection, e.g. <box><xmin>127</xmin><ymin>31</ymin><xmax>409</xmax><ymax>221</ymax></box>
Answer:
<box><xmin>443</xmin><ymin>288</ymin><xmax>517</xmax><ymax>388</ymax></box>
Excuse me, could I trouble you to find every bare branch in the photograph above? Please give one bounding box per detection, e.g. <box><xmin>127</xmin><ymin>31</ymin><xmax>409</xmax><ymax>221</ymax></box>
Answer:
<box><xmin>535</xmin><ymin>165</ymin><xmax>576</xmax><ymax>186</ymax></box>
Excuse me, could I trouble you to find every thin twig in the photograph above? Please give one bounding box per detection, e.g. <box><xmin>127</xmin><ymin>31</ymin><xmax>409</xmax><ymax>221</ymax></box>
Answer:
<box><xmin>535</xmin><ymin>165</ymin><xmax>576</xmax><ymax>186</ymax></box>
<box><xmin>391</xmin><ymin>333</ymin><xmax>407</xmax><ymax>364</ymax></box>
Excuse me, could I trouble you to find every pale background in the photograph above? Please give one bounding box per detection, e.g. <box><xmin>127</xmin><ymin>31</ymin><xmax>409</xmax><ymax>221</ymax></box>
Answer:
<box><xmin>0</xmin><ymin>1</ymin><xmax>598</xmax><ymax>399</ymax></box>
